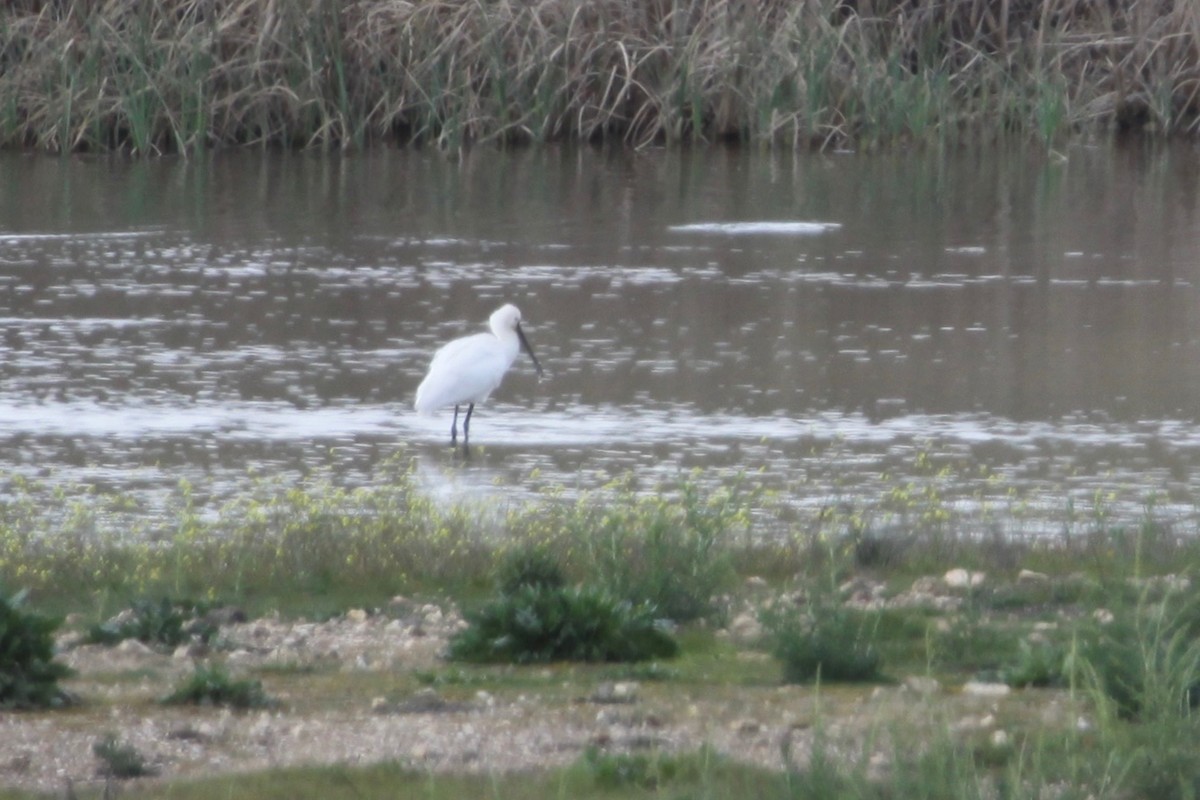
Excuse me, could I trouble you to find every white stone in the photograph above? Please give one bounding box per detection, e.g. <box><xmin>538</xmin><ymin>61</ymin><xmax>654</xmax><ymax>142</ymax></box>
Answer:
<box><xmin>612</xmin><ymin>681</ymin><xmax>639</xmax><ymax>701</ymax></box>
<box><xmin>903</xmin><ymin>676</ymin><xmax>941</xmax><ymax>695</ymax></box>
<box><xmin>726</xmin><ymin>612</ymin><xmax>763</xmax><ymax>641</ymax></box>
<box><xmin>225</xmin><ymin>648</ymin><xmax>255</xmax><ymax>665</ymax></box>
<box><xmin>961</xmin><ymin>681</ymin><xmax>1011</xmax><ymax>697</ymax></box>
<box><xmin>943</xmin><ymin>568</ymin><xmax>985</xmax><ymax>589</ymax></box>
<box><xmin>115</xmin><ymin>638</ymin><xmax>155</xmax><ymax>657</ymax></box>
<box><xmin>910</xmin><ymin>576</ymin><xmax>941</xmax><ymax>594</ymax></box>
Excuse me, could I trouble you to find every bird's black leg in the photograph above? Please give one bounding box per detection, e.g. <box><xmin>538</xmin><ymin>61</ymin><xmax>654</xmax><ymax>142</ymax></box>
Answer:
<box><xmin>462</xmin><ymin>403</ymin><xmax>475</xmax><ymax>456</ymax></box>
<box><xmin>450</xmin><ymin>405</ymin><xmax>459</xmax><ymax>447</ymax></box>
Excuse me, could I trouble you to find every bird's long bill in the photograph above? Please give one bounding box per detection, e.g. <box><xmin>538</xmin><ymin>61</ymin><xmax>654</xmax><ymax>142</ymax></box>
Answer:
<box><xmin>516</xmin><ymin>322</ymin><xmax>545</xmax><ymax>378</ymax></box>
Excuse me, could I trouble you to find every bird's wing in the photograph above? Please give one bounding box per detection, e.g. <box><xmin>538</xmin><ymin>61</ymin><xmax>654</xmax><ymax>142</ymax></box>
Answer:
<box><xmin>414</xmin><ymin>334</ymin><xmax>509</xmax><ymax>412</ymax></box>
<box><xmin>424</xmin><ymin>333</ymin><xmax>478</xmax><ymax>374</ymax></box>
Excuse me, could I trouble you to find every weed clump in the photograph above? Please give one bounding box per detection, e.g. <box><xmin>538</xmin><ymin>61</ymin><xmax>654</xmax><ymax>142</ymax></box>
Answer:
<box><xmin>0</xmin><ymin>588</ymin><xmax>73</xmax><ymax>709</ymax></box>
<box><xmin>93</xmin><ymin>733</ymin><xmax>157</xmax><ymax>778</ymax></box>
<box><xmin>449</xmin><ymin>585</ymin><xmax>678</xmax><ymax>664</ymax></box>
<box><xmin>580</xmin><ymin>479</ymin><xmax>741</xmax><ymax>623</ymax></box>
<box><xmin>581</xmin><ymin>746</ymin><xmax>687</xmax><ymax>791</ymax></box>
<box><xmin>1003</xmin><ymin>638</ymin><xmax>1071</xmax><ymax>689</ymax></box>
<box><xmin>762</xmin><ymin>597</ymin><xmax>883</xmax><ymax>684</ymax></box>
<box><xmin>495</xmin><ymin>546</ymin><xmax>566</xmax><ymax>596</ymax></box>
<box><xmin>162</xmin><ymin>664</ymin><xmax>274</xmax><ymax>709</ymax></box>
<box><xmin>1071</xmin><ymin>598</ymin><xmax>1200</xmax><ymax>722</ymax></box>
<box><xmin>84</xmin><ymin>597</ymin><xmax>220</xmax><ymax>648</ymax></box>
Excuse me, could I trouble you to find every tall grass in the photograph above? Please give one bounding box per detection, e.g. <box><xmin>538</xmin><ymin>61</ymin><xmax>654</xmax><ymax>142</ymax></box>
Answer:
<box><xmin>2</xmin><ymin>454</ymin><xmax>1200</xmax><ymax>615</ymax></box>
<box><xmin>0</xmin><ymin>460</ymin><xmax>759</xmax><ymax>612</ymax></box>
<box><xmin>0</xmin><ymin>0</ymin><xmax>1196</xmax><ymax>153</ymax></box>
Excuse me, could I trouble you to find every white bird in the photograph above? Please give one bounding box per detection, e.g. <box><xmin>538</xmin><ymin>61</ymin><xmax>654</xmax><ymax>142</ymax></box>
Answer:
<box><xmin>414</xmin><ymin>304</ymin><xmax>544</xmax><ymax>453</ymax></box>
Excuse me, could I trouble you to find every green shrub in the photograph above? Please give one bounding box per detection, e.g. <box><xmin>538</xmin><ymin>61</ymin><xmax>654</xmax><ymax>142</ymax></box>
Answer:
<box><xmin>162</xmin><ymin>664</ymin><xmax>274</xmax><ymax>709</ymax></box>
<box><xmin>448</xmin><ymin>585</ymin><xmax>679</xmax><ymax>664</ymax></box>
<box><xmin>0</xmin><ymin>588</ymin><xmax>73</xmax><ymax>709</ymax></box>
<box><xmin>85</xmin><ymin>597</ymin><xmax>218</xmax><ymax>648</ymax></box>
<box><xmin>762</xmin><ymin>598</ymin><xmax>883</xmax><ymax>684</ymax></box>
<box><xmin>495</xmin><ymin>546</ymin><xmax>566</xmax><ymax>596</ymax></box>
<box><xmin>930</xmin><ymin>611</ymin><xmax>1022</xmax><ymax>674</ymax></box>
<box><xmin>93</xmin><ymin>733</ymin><xmax>156</xmax><ymax>778</ymax></box>
<box><xmin>581</xmin><ymin>747</ymin><xmax>682</xmax><ymax>791</ymax></box>
<box><xmin>1003</xmin><ymin>638</ymin><xmax>1070</xmax><ymax>688</ymax></box>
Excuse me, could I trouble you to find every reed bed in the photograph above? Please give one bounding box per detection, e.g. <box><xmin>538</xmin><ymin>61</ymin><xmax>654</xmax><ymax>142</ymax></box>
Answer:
<box><xmin>0</xmin><ymin>0</ymin><xmax>1197</xmax><ymax>153</ymax></box>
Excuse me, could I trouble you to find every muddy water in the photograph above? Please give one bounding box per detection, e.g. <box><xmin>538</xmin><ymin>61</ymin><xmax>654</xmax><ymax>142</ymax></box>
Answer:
<box><xmin>2</xmin><ymin>144</ymin><xmax>1200</xmax><ymax>538</ymax></box>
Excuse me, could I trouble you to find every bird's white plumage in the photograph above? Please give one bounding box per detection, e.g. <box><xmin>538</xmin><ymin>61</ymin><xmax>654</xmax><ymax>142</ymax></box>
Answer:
<box><xmin>414</xmin><ymin>304</ymin><xmax>536</xmax><ymax>414</ymax></box>
<box><xmin>414</xmin><ymin>331</ymin><xmax>514</xmax><ymax>412</ymax></box>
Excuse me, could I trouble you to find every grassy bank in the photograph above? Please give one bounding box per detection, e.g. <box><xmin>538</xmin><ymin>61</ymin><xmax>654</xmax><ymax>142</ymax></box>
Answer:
<box><xmin>1</xmin><ymin>0</ymin><xmax>1197</xmax><ymax>154</ymax></box>
<box><xmin>2</xmin><ymin>457</ymin><xmax>1192</xmax><ymax>616</ymax></box>
<box><xmin>0</xmin><ymin>457</ymin><xmax>1196</xmax><ymax>615</ymax></box>
<box><xmin>4</xmin><ymin>463</ymin><xmax>1200</xmax><ymax>795</ymax></box>
<box><xmin>0</xmin><ymin>462</ymin><xmax>761</xmax><ymax>615</ymax></box>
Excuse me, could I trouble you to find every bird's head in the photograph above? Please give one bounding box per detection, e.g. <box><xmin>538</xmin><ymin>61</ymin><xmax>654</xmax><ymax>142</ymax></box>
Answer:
<box><xmin>491</xmin><ymin>304</ymin><xmax>544</xmax><ymax>379</ymax></box>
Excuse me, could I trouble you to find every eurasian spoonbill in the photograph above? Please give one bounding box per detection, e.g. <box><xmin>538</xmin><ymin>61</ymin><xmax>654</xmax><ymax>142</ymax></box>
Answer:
<box><xmin>414</xmin><ymin>304</ymin><xmax>544</xmax><ymax>452</ymax></box>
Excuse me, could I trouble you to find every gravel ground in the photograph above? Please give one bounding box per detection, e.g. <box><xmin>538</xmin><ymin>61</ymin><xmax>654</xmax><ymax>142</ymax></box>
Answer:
<box><xmin>0</xmin><ymin>579</ymin><xmax>1076</xmax><ymax>795</ymax></box>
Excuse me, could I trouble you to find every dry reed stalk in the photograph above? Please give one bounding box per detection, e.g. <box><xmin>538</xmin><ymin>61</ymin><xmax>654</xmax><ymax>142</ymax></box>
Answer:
<box><xmin>0</xmin><ymin>0</ymin><xmax>1196</xmax><ymax>153</ymax></box>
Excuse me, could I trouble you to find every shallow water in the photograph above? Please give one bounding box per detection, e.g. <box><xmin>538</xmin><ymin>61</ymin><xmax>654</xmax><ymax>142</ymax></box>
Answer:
<box><xmin>2</xmin><ymin>143</ymin><xmax>1200</xmax><ymax>538</ymax></box>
